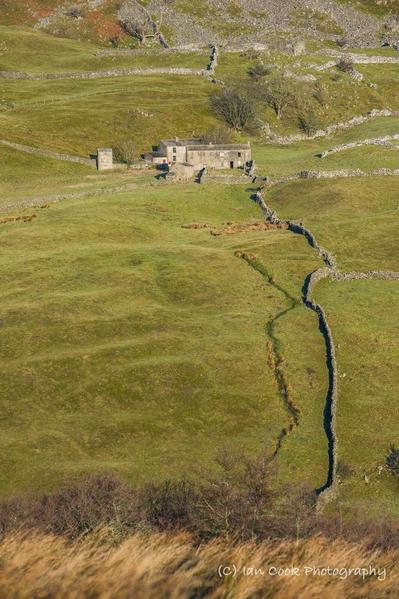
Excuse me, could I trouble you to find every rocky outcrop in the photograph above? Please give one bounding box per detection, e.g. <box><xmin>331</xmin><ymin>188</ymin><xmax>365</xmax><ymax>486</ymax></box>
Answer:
<box><xmin>382</xmin><ymin>15</ymin><xmax>399</xmax><ymax>49</ymax></box>
<box><xmin>118</xmin><ymin>0</ymin><xmax>169</xmax><ymax>47</ymax></box>
<box><xmin>147</xmin><ymin>0</ymin><xmax>381</xmax><ymax>48</ymax></box>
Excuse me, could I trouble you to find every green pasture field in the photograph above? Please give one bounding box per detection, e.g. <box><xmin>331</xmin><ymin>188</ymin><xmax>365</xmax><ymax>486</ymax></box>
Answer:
<box><xmin>253</xmin><ymin>116</ymin><xmax>399</xmax><ymax>177</ymax></box>
<box><xmin>0</xmin><ymin>183</ymin><xmax>301</xmax><ymax>495</ymax></box>
<box><xmin>264</xmin><ymin>175</ymin><xmax>399</xmax><ymax>517</ymax></box>
<box><xmin>0</xmin><ymin>74</ymin><xmax>219</xmax><ymax>157</ymax></box>
<box><xmin>268</xmin><ymin>177</ymin><xmax>399</xmax><ymax>271</ymax></box>
<box><xmin>233</xmin><ymin>228</ymin><xmax>329</xmax><ymax>487</ymax></box>
<box><xmin>0</xmin><ymin>27</ymin><xmax>207</xmax><ymax>73</ymax></box>
<box><xmin>0</xmin><ymin>14</ymin><xmax>398</xmax><ymax>526</ymax></box>
<box><xmin>0</xmin><ymin>145</ymin><xmax>158</xmax><ymax>208</ymax></box>
<box><xmin>315</xmin><ymin>279</ymin><xmax>399</xmax><ymax>519</ymax></box>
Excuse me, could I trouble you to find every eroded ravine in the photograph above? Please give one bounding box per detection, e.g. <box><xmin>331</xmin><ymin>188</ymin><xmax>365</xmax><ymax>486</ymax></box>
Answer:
<box><xmin>237</xmin><ymin>252</ymin><xmax>301</xmax><ymax>457</ymax></box>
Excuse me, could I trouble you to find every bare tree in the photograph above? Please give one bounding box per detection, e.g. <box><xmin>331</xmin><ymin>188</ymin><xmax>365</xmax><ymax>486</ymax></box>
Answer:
<box><xmin>210</xmin><ymin>88</ymin><xmax>256</xmax><ymax>131</ymax></box>
<box><xmin>255</xmin><ymin>75</ymin><xmax>296</xmax><ymax>120</ymax></box>
<box><xmin>200</xmin><ymin>125</ymin><xmax>234</xmax><ymax>144</ymax></box>
<box><xmin>113</xmin><ymin>140</ymin><xmax>136</xmax><ymax>166</ymax></box>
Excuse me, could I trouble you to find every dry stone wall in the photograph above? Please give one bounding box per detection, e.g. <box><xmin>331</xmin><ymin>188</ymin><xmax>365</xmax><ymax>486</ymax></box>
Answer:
<box><xmin>253</xmin><ymin>190</ymin><xmax>339</xmax><ymax>500</ymax></box>
<box><xmin>206</xmin><ymin>45</ymin><xmax>218</xmax><ymax>74</ymax></box>
<box><xmin>0</xmin><ymin>67</ymin><xmax>204</xmax><ymax>80</ymax></box>
<box><xmin>268</xmin><ymin>168</ymin><xmax>399</xmax><ymax>187</ymax></box>
<box><xmin>320</xmin><ymin>135</ymin><xmax>399</xmax><ymax>158</ymax></box>
<box><xmin>266</xmin><ymin>110</ymin><xmax>399</xmax><ymax>145</ymax></box>
<box><xmin>251</xmin><ymin>185</ymin><xmax>399</xmax><ymax>508</ymax></box>
<box><xmin>0</xmin><ymin>140</ymin><xmax>94</xmax><ymax>167</ymax></box>
<box><xmin>319</xmin><ymin>50</ymin><xmax>399</xmax><ymax>64</ymax></box>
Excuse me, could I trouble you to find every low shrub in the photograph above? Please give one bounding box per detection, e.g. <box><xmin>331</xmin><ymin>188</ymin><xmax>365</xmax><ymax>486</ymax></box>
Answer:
<box><xmin>113</xmin><ymin>139</ymin><xmax>136</xmax><ymax>165</ymax></box>
<box><xmin>337</xmin><ymin>58</ymin><xmax>355</xmax><ymax>73</ymax></box>
<box><xmin>386</xmin><ymin>445</ymin><xmax>399</xmax><ymax>477</ymax></box>
<box><xmin>248</xmin><ymin>63</ymin><xmax>273</xmax><ymax>81</ymax></box>
<box><xmin>298</xmin><ymin>111</ymin><xmax>321</xmax><ymax>136</ymax></box>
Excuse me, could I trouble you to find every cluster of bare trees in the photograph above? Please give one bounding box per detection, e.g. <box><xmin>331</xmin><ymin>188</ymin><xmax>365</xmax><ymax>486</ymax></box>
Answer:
<box><xmin>200</xmin><ymin>125</ymin><xmax>234</xmax><ymax>144</ymax></box>
<box><xmin>1</xmin><ymin>448</ymin><xmax>398</xmax><ymax>548</ymax></box>
<box><xmin>210</xmin><ymin>63</ymin><xmax>326</xmax><ymax>136</ymax></box>
<box><xmin>210</xmin><ymin>89</ymin><xmax>256</xmax><ymax>131</ymax></box>
<box><xmin>113</xmin><ymin>140</ymin><xmax>136</xmax><ymax>165</ymax></box>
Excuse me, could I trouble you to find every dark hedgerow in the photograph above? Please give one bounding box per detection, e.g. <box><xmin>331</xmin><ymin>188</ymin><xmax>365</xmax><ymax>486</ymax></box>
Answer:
<box><xmin>0</xmin><ymin>453</ymin><xmax>398</xmax><ymax>549</ymax></box>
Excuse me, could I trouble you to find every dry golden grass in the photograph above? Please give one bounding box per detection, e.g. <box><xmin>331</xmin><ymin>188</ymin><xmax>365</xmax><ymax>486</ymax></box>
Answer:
<box><xmin>0</xmin><ymin>529</ymin><xmax>397</xmax><ymax>598</ymax></box>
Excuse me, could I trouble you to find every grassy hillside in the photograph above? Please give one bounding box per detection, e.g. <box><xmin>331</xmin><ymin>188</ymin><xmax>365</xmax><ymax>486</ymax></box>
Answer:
<box><xmin>315</xmin><ymin>279</ymin><xmax>399</xmax><ymax>519</ymax></box>
<box><xmin>254</xmin><ymin>116</ymin><xmax>399</xmax><ymax>177</ymax></box>
<box><xmin>2</xmin><ymin>26</ymin><xmax>398</xmax><ymax>165</ymax></box>
<box><xmin>0</xmin><ymin>74</ymin><xmax>219</xmax><ymax>158</ymax></box>
<box><xmin>269</xmin><ymin>177</ymin><xmax>399</xmax><ymax>271</ymax></box>
<box><xmin>0</xmin><ymin>1</ymin><xmax>398</xmax><ymax>559</ymax></box>
<box><xmin>0</xmin><ymin>27</ymin><xmax>206</xmax><ymax>73</ymax></box>
<box><xmin>337</xmin><ymin>0</ymin><xmax>399</xmax><ymax>15</ymax></box>
<box><xmin>265</xmin><ymin>176</ymin><xmax>399</xmax><ymax>518</ymax></box>
<box><xmin>1</xmin><ymin>183</ymin><xmax>307</xmax><ymax>495</ymax></box>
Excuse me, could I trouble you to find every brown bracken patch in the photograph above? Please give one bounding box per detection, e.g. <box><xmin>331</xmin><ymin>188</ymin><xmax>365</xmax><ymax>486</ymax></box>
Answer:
<box><xmin>0</xmin><ymin>214</ymin><xmax>37</xmax><ymax>225</ymax></box>
<box><xmin>210</xmin><ymin>221</ymin><xmax>288</xmax><ymax>236</ymax></box>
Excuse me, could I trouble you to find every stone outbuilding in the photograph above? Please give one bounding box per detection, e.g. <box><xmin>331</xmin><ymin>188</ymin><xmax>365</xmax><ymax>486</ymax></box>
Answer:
<box><xmin>97</xmin><ymin>148</ymin><xmax>113</xmax><ymax>171</ymax></box>
<box><xmin>147</xmin><ymin>138</ymin><xmax>251</xmax><ymax>169</ymax></box>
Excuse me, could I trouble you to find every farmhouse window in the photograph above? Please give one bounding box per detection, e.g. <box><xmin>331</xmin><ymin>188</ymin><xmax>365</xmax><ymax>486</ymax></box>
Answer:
<box><xmin>238</xmin><ymin>152</ymin><xmax>241</xmax><ymax>157</ymax></box>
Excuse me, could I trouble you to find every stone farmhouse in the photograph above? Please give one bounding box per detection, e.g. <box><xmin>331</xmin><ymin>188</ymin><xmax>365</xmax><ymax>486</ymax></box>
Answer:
<box><xmin>148</xmin><ymin>139</ymin><xmax>251</xmax><ymax>169</ymax></box>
